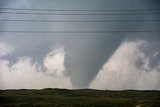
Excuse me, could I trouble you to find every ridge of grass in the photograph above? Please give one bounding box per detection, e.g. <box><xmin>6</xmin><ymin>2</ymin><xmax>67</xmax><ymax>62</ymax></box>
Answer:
<box><xmin>0</xmin><ymin>88</ymin><xmax>160</xmax><ymax>107</ymax></box>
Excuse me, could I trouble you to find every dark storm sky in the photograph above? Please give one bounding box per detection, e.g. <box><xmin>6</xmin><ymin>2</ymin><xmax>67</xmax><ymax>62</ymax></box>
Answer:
<box><xmin>0</xmin><ymin>0</ymin><xmax>160</xmax><ymax>88</ymax></box>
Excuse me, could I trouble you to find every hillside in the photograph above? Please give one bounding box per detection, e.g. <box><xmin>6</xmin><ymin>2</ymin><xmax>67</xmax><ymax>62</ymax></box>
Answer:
<box><xmin>0</xmin><ymin>88</ymin><xmax>160</xmax><ymax>107</ymax></box>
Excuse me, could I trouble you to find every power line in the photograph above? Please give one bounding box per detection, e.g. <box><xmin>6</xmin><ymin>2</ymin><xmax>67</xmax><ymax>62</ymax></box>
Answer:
<box><xmin>0</xmin><ymin>19</ymin><xmax>160</xmax><ymax>22</ymax></box>
<box><xmin>0</xmin><ymin>11</ymin><xmax>160</xmax><ymax>15</ymax></box>
<box><xmin>0</xmin><ymin>7</ymin><xmax>160</xmax><ymax>11</ymax></box>
<box><xmin>0</xmin><ymin>31</ymin><xmax>159</xmax><ymax>33</ymax></box>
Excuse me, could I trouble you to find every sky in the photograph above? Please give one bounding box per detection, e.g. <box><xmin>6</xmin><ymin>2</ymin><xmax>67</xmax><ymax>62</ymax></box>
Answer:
<box><xmin>0</xmin><ymin>0</ymin><xmax>160</xmax><ymax>90</ymax></box>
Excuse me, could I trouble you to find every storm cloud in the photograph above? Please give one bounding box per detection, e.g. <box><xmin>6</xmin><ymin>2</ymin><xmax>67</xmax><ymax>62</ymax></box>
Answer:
<box><xmin>0</xmin><ymin>0</ymin><xmax>160</xmax><ymax>90</ymax></box>
<box><xmin>0</xmin><ymin>45</ymin><xmax>72</xmax><ymax>89</ymax></box>
<box><xmin>90</xmin><ymin>39</ymin><xmax>160</xmax><ymax>90</ymax></box>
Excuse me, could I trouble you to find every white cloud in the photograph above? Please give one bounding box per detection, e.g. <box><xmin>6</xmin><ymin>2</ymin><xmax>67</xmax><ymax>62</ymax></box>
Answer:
<box><xmin>0</xmin><ymin>42</ymin><xmax>14</xmax><ymax>57</ymax></box>
<box><xmin>0</xmin><ymin>47</ymin><xmax>72</xmax><ymax>89</ymax></box>
<box><xmin>89</xmin><ymin>40</ymin><xmax>160</xmax><ymax>90</ymax></box>
<box><xmin>44</xmin><ymin>47</ymin><xmax>65</xmax><ymax>76</ymax></box>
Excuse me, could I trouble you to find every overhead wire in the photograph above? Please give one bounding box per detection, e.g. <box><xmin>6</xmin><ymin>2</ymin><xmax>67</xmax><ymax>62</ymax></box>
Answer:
<box><xmin>0</xmin><ymin>7</ymin><xmax>159</xmax><ymax>34</ymax></box>
<box><xmin>0</xmin><ymin>19</ymin><xmax>160</xmax><ymax>22</ymax></box>
<box><xmin>0</xmin><ymin>7</ymin><xmax>160</xmax><ymax>11</ymax></box>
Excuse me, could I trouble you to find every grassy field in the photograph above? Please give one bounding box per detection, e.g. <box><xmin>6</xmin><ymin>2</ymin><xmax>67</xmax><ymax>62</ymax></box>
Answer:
<box><xmin>0</xmin><ymin>88</ymin><xmax>160</xmax><ymax>107</ymax></box>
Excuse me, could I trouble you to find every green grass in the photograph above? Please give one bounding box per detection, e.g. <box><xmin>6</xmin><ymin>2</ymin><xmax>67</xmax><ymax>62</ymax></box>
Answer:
<box><xmin>0</xmin><ymin>88</ymin><xmax>160</xmax><ymax>107</ymax></box>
